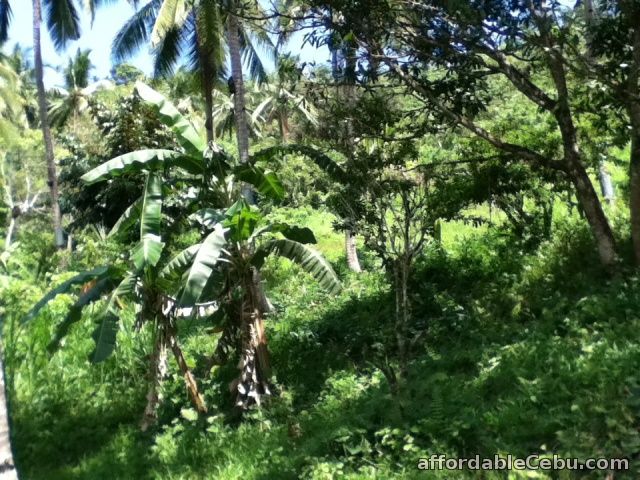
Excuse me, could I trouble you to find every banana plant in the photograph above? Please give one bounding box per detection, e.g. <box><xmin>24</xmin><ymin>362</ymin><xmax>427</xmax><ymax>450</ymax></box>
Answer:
<box><xmin>117</xmin><ymin>84</ymin><xmax>342</xmax><ymax>408</ymax></box>
<box><xmin>23</xmin><ymin>169</ymin><xmax>210</xmax><ymax>424</ymax></box>
<box><xmin>26</xmin><ymin>82</ymin><xmax>341</xmax><ymax>416</ymax></box>
<box><xmin>178</xmin><ymin>193</ymin><xmax>341</xmax><ymax>408</ymax></box>
<box><xmin>22</xmin><ymin>78</ymin><xmax>224</xmax><ymax>420</ymax></box>
<box><xmin>251</xmin><ymin>55</ymin><xmax>319</xmax><ymax>143</ymax></box>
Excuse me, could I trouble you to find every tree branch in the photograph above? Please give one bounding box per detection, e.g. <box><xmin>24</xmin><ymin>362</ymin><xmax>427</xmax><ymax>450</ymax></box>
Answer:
<box><xmin>386</xmin><ymin>59</ymin><xmax>565</xmax><ymax>171</ymax></box>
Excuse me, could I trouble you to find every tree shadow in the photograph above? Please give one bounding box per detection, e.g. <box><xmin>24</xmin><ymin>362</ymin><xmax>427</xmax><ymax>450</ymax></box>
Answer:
<box><xmin>12</xmin><ymin>224</ymin><xmax>640</xmax><ymax>478</ymax></box>
<box><xmin>12</xmin><ymin>386</ymin><xmax>151</xmax><ymax>479</ymax></box>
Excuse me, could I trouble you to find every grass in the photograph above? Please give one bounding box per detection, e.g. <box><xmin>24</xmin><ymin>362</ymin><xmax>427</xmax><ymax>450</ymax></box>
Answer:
<box><xmin>5</xmin><ymin>206</ymin><xmax>640</xmax><ymax>479</ymax></box>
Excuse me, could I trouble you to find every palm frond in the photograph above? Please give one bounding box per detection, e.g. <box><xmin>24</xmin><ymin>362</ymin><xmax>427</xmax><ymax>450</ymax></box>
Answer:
<box><xmin>152</xmin><ymin>24</ymin><xmax>183</xmax><ymax>77</ymax></box>
<box><xmin>188</xmin><ymin>1</ymin><xmax>226</xmax><ymax>84</ymax></box>
<box><xmin>84</xmin><ymin>0</ymin><xmax>118</xmax><ymax>25</ymax></box>
<box><xmin>150</xmin><ymin>0</ymin><xmax>189</xmax><ymax>47</ymax></box>
<box><xmin>63</xmin><ymin>48</ymin><xmax>92</xmax><ymax>89</ymax></box>
<box><xmin>24</xmin><ymin>266</ymin><xmax>122</xmax><ymax>323</ymax></box>
<box><xmin>132</xmin><ymin>171</ymin><xmax>164</xmax><ymax>270</ymax></box>
<box><xmin>177</xmin><ymin>223</ymin><xmax>227</xmax><ymax>307</ymax></box>
<box><xmin>90</xmin><ymin>273</ymin><xmax>138</xmax><ymax>363</ymax></box>
<box><xmin>109</xmin><ymin>196</ymin><xmax>143</xmax><ymax>237</ymax></box>
<box><xmin>252</xmin><ymin>239</ymin><xmax>341</xmax><ymax>294</ymax></box>
<box><xmin>48</xmin><ymin>275</ymin><xmax>121</xmax><ymax>353</ymax></box>
<box><xmin>239</xmin><ymin>28</ymin><xmax>272</xmax><ymax>85</ymax></box>
<box><xmin>251</xmin><ymin>144</ymin><xmax>347</xmax><ymax>182</ymax></box>
<box><xmin>43</xmin><ymin>0</ymin><xmax>81</xmax><ymax>51</ymax></box>
<box><xmin>48</xmin><ymin>96</ymin><xmax>74</xmax><ymax>128</ymax></box>
<box><xmin>112</xmin><ymin>0</ymin><xmax>159</xmax><ymax>63</ymax></box>
<box><xmin>0</xmin><ymin>0</ymin><xmax>11</xmax><ymax>43</ymax></box>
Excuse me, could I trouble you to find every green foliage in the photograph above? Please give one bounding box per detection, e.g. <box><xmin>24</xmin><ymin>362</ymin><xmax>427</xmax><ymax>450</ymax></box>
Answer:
<box><xmin>6</xmin><ymin>196</ymin><xmax>640</xmax><ymax>480</ymax></box>
<box><xmin>58</xmin><ymin>89</ymin><xmax>178</xmax><ymax>229</ymax></box>
<box><xmin>233</xmin><ymin>164</ymin><xmax>285</xmax><ymax>201</ymax></box>
<box><xmin>177</xmin><ymin>223</ymin><xmax>227</xmax><ymax>306</ymax></box>
<box><xmin>252</xmin><ymin>144</ymin><xmax>347</xmax><ymax>183</ymax></box>
<box><xmin>253</xmin><ymin>239</ymin><xmax>342</xmax><ymax>294</ymax></box>
<box><xmin>132</xmin><ymin>171</ymin><xmax>164</xmax><ymax>269</ymax></box>
<box><xmin>48</xmin><ymin>275</ymin><xmax>120</xmax><ymax>353</ymax></box>
<box><xmin>5</xmin><ymin>3</ymin><xmax>640</xmax><ymax>478</ymax></box>
<box><xmin>111</xmin><ymin>63</ymin><xmax>145</xmax><ymax>85</ymax></box>
<box><xmin>89</xmin><ymin>307</ymin><xmax>118</xmax><ymax>363</ymax></box>
<box><xmin>23</xmin><ymin>266</ymin><xmax>121</xmax><ymax>323</ymax></box>
<box><xmin>80</xmin><ymin>149</ymin><xmax>187</xmax><ymax>184</ymax></box>
<box><xmin>135</xmin><ymin>81</ymin><xmax>205</xmax><ymax>156</ymax></box>
<box><xmin>26</xmin><ymin>84</ymin><xmax>342</xmax><ymax>422</ymax></box>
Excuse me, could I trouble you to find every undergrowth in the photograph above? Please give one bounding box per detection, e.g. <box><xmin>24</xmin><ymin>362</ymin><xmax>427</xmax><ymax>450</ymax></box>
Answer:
<box><xmin>3</xmin><ymin>209</ymin><xmax>640</xmax><ymax>479</ymax></box>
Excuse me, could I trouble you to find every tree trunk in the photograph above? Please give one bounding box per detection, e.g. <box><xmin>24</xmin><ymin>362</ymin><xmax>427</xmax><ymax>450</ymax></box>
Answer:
<box><xmin>140</xmin><ymin>331</ymin><xmax>167</xmax><ymax>432</ymax></box>
<box><xmin>628</xmin><ymin>104</ymin><xmax>640</xmax><ymax>264</ymax></box>
<box><xmin>231</xmin><ymin>269</ymin><xmax>271</xmax><ymax>409</ymax></box>
<box><xmin>567</xmin><ymin>158</ymin><xmax>617</xmax><ymax>268</ymax></box>
<box><xmin>0</xmin><ymin>353</ymin><xmax>17</xmax><ymax>480</ymax></box>
<box><xmin>394</xmin><ymin>257</ymin><xmax>410</xmax><ymax>381</ymax></box>
<box><xmin>226</xmin><ymin>6</ymin><xmax>274</xmax><ymax>314</ymax></box>
<box><xmin>278</xmin><ymin>115</ymin><xmax>284</xmax><ymax>143</ymax></box>
<box><xmin>545</xmin><ymin>46</ymin><xmax>617</xmax><ymax>268</ymax></box>
<box><xmin>194</xmin><ymin>18</ymin><xmax>214</xmax><ymax>143</ymax></box>
<box><xmin>226</xmin><ymin>8</ymin><xmax>250</xmax><ymax>164</ymax></box>
<box><xmin>33</xmin><ymin>0</ymin><xmax>63</xmax><ymax>248</ymax></box>
<box><xmin>345</xmin><ymin>229</ymin><xmax>362</xmax><ymax>272</ymax></box>
<box><xmin>203</xmin><ymin>84</ymin><xmax>214</xmax><ymax>143</ymax></box>
<box><xmin>4</xmin><ymin>219</ymin><xmax>15</xmax><ymax>251</ymax></box>
<box><xmin>626</xmin><ymin>15</ymin><xmax>640</xmax><ymax>265</ymax></box>
<box><xmin>343</xmin><ymin>78</ymin><xmax>362</xmax><ymax>272</ymax></box>
<box><xmin>227</xmin><ymin>5</ymin><xmax>258</xmax><ymax>211</ymax></box>
<box><xmin>279</xmin><ymin>112</ymin><xmax>290</xmax><ymax>143</ymax></box>
<box><xmin>168</xmin><ymin>332</ymin><xmax>207</xmax><ymax>414</ymax></box>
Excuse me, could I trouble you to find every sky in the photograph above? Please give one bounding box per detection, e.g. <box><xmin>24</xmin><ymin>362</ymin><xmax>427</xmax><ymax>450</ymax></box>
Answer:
<box><xmin>3</xmin><ymin>0</ymin><xmax>327</xmax><ymax>88</ymax></box>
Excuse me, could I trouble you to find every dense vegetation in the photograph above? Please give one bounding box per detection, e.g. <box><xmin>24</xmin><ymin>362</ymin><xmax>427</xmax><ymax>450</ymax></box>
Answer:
<box><xmin>1</xmin><ymin>0</ymin><xmax>640</xmax><ymax>478</ymax></box>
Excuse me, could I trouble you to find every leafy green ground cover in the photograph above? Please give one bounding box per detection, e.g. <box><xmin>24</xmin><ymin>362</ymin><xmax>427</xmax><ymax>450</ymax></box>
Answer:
<box><xmin>4</xmin><ymin>206</ymin><xmax>639</xmax><ymax>479</ymax></box>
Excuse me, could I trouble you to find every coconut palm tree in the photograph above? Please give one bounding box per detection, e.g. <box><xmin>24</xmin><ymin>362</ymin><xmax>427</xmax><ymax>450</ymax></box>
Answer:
<box><xmin>3</xmin><ymin>44</ymin><xmax>38</xmax><ymax>126</ymax></box>
<box><xmin>251</xmin><ymin>54</ymin><xmax>318</xmax><ymax>142</ymax></box>
<box><xmin>0</xmin><ymin>51</ymin><xmax>25</xmax><ymax>143</ymax></box>
<box><xmin>0</xmin><ymin>64</ymin><xmax>34</xmax><ymax>461</ymax></box>
<box><xmin>211</xmin><ymin>84</ymin><xmax>263</xmax><ymax>140</ymax></box>
<box><xmin>0</xmin><ymin>51</ymin><xmax>23</xmax><ymax>480</ymax></box>
<box><xmin>1</xmin><ymin>0</ymin><xmax>112</xmax><ymax>247</ymax></box>
<box><xmin>48</xmin><ymin>48</ymin><xmax>114</xmax><ymax>130</ymax></box>
<box><xmin>112</xmin><ymin>0</ymin><xmax>274</xmax><ymax>143</ymax></box>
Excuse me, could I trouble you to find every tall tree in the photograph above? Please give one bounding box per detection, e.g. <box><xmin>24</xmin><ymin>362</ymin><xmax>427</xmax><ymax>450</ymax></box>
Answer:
<box><xmin>584</xmin><ymin>0</ymin><xmax>640</xmax><ymax>263</ymax></box>
<box><xmin>0</xmin><ymin>52</ymin><xmax>22</xmax><ymax>480</ymax></box>
<box><xmin>112</xmin><ymin>0</ymin><xmax>273</xmax><ymax>143</ymax></box>
<box><xmin>1</xmin><ymin>0</ymin><xmax>110</xmax><ymax>247</ymax></box>
<box><xmin>332</xmin><ymin>33</ymin><xmax>362</xmax><ymax>273</ymax></box>
<box><xmin>48</xmin><ymin>48</ymin><xmax>114</xmax><ymax>130</ymax></box>
<box><xmin>226</xmin><ymin>0</ymin><xmax>250</xmax><ymax>161</ymax></box>
<box><xmin>306</xmin><ymin>0</ymin><xmax>618</xmax><ymax>268</ymax></box>
<box><xmin>33</xmin><ymin>0</ymin><xmax>63</xmax><ymax>247</ymax></box>
<box><xmin>251</xmin><ymin>54</ymin><xmax>318</xmax><ymax>143</ymax></box>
